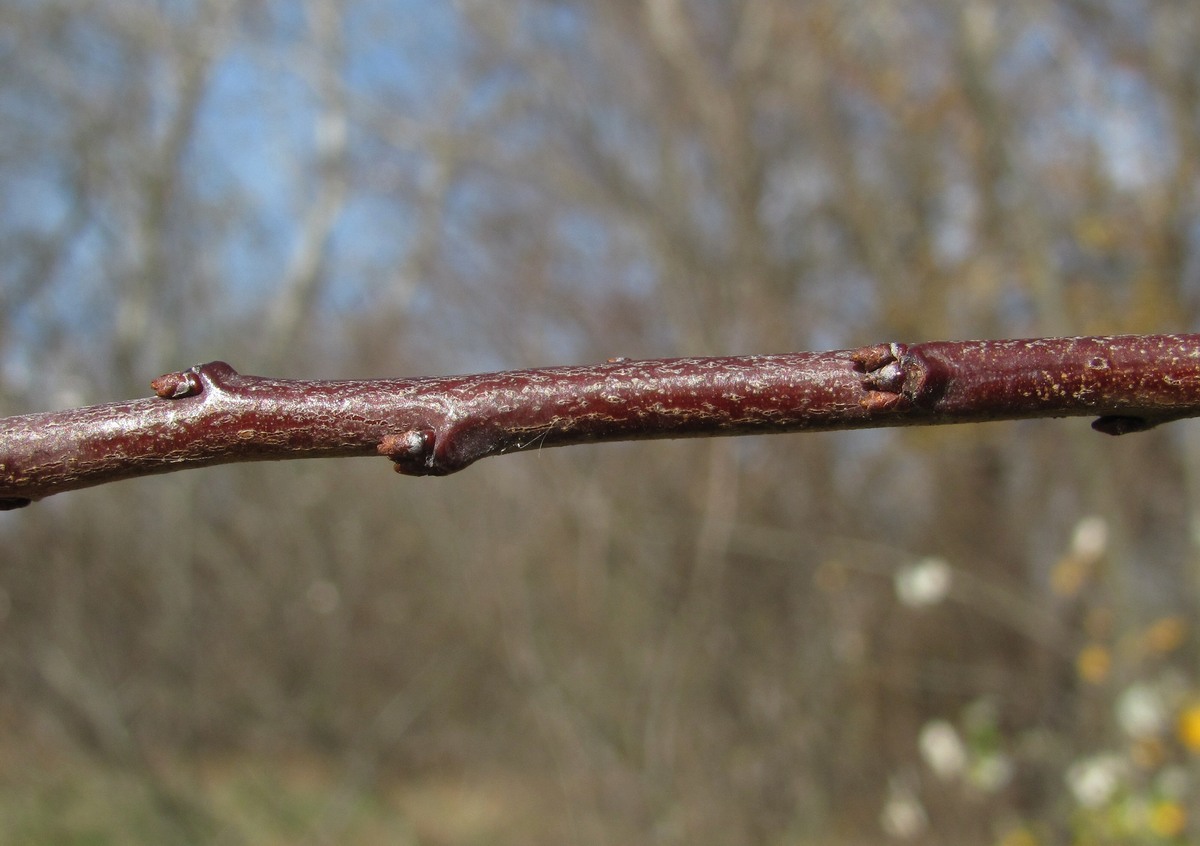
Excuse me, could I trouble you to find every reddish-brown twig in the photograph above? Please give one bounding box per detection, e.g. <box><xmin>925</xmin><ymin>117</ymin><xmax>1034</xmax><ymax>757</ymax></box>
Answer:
<box><xmin>2</xmin><ymin>334</ymin><xmax>1199</xmax><ymax>509</ymax></box>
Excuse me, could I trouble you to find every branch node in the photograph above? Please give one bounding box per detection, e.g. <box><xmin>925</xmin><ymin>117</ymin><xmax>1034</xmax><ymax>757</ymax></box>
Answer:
<box><xmin>192</xmin><ymin>361</ymin><xmax>241</xmax><ymax>393</ymax></box>
<box><xmin>854</xmin><ymin>342</ymin><xmax>910</xmax><ymax>409</ymax></box>
<box><xmin>852</xmin><ymin>342</ymin><xmax>948</xmax><ymax>412</ymax></box>
<box><xmin>897</xmin><ymin>344</ymin><xmax>946</xmax><ymax>408</ymax></box>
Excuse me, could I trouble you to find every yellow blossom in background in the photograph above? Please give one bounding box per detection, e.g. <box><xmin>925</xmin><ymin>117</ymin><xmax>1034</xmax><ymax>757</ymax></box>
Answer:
<box><xmin>1076</xmin><ymin>644</ymin><xmax>1111</xmax><ymax>685</ymax></box>
<box><xmin>1177</xmin><ymin>703</ymin><xmax>1200</xmax><ymax>753</ymax></box>
<box><xmin>1148</xmin><ymin>799</ymin><xmax>1186</xmax><ymax>838</ymax></box>
<box><xmin>997</xmin><ymin>826</ymin><xmax>1038</xmax><ymax>846</ymax></box>
<box><xmin>1141</xmin><ymin>616</ymin><xmax>1187</xmax><ymax>655</ymax></box>
<box><xmin>1075</xmin><ymin>215</ymin><xmax>1119</xmax><ymax>251</ymax></box>
<box><xmin>1050</xmin><ymin>556</ymin><xmax>1090</xmax><ymax>598</ymax></box>
<box><xmin>1129</xmin><ymin>737</ymin><xmax>1167</xmax><ymax>770</ymax></box>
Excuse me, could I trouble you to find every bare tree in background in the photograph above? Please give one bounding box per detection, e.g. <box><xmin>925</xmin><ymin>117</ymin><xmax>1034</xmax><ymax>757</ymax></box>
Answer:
<box><xmin>1</xmin><ymin>2</ymin><xmax>1200</xmax><ymax>843</ymax></box>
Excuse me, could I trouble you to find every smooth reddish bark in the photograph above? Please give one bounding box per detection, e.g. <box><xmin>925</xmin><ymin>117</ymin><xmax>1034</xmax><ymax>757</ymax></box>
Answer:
<box><xmin>2</xmin><ymin>334</ymin><xmax>1199</xmax><ymax>509</ymax></box>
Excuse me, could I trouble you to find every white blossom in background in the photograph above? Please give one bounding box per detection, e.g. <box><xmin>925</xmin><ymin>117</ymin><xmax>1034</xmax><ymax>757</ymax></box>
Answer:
<box><xmin>919</xmin><ymin>719</ymin><xmax>968</xmax><ymax>781</ymax></box>
<box><xmin>1070</xmin><ymin>515</ymin><xmax>1109</xmax><ymax>562</ymax></box>
<box><xmin>1066</xmin><ymin>754</ymin><xmax>1127</xmax><ymax>808</ymax></box>
<box><xmin>880</xmin><ymin>777</ymin><xmax>928</xmax><ymax>839</ymax></box>
<box><xmin>895</xmin><ymin>557</ymin><xmax>952</xmax><ymax>608</ymax></box>
<box><xmin>1116</xmin><ymin>683</ymin><xmax>1167</xmax><ymax>739</ymax></box>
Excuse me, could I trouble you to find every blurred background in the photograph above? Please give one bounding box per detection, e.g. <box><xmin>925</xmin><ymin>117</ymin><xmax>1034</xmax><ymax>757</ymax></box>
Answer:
<box><xmin>2</xmin><ymin>1</ymin><xmax>1200</xmax><ymax>843</ymax></box>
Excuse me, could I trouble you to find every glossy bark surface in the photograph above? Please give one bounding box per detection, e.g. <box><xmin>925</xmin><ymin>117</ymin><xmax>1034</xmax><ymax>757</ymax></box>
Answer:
<box><xmin>2</xmin><ymin>334</ymin><xmax>1199</xmax><ymax>508</ymax></box>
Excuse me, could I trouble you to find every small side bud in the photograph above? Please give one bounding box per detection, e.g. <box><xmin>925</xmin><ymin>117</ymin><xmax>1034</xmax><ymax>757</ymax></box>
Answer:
<box><xmin>378</xmin><ymin>429</ymin><xmax>438</xmax><ymax>475</ymax></box>
<box><xmin>854</xmin><ymin>342</ymin><xmax>907</xmax><ymax>410</ymax></box>
<box><xmin>1092</xmin><ymin>415</ymin><xmax>1156</xmax><ymax>436</ymax></box>
<box><xmin>850</xmin><ymin>343</ymin><xmax>896</xmax><ymax>373</ymax></box>
<box><xmin>151</xmin><ymin>370</ymin><xmax>202</xmax><ymax>399</ymax></box>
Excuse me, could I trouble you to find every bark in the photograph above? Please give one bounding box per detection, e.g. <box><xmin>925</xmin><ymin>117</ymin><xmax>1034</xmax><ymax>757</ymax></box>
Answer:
<box><xmin>2</xmin><ymin>334</ymin><xmax>1199</xmax><ymax>509</ymax></box>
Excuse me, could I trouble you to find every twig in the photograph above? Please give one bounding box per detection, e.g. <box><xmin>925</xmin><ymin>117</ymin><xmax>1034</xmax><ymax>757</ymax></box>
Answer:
<box><xmin>2</xmin><ymin>334</ymin><xmax>1199</xmax><ymax>509</ymax></box>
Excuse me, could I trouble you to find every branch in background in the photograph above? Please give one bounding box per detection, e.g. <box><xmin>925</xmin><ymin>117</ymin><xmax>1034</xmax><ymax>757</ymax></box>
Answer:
<box><xmin>2</xmin><ymin>334</ymin><xmax>1199</xmax><ymax>509</ymax></box>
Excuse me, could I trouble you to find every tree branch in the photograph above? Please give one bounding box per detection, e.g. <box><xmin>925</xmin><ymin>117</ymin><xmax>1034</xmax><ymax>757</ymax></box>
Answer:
<box><xmin>3</xmin><ymin>334</ymin><xmax>1199</xmax><ymax>509</ymax></box>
